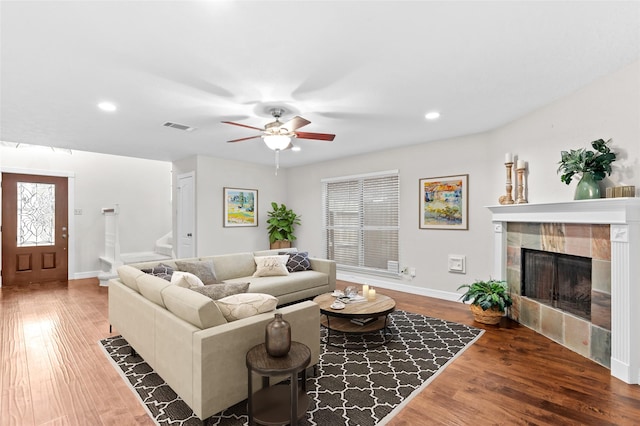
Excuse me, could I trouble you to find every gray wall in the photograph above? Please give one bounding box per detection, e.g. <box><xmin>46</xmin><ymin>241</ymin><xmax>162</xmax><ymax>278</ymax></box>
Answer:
<box><xmin>6</xmin><ymin>59</ymin><xmax>633</xmax><ymax>292</ymax></box>
<box><xmin>0</xmin><ymin>148</ymin><xmax>172</xmax><ymax>278</ymax></box>
<box><xmin>172</xmin><ymin>155</ymin><xmax>289</xmax><ymax>256</ymax></box>
<box><xmin>286</xmin><ymin>60</ymin><xmax>640</xmax><ymax>299</ymax></box>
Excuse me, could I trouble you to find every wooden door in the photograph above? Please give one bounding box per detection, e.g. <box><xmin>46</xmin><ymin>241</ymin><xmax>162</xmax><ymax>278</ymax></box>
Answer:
<box><xmin>1</xmin><ymin>173</ymin><xmax>69</xmax><ymax>285</ymax></box>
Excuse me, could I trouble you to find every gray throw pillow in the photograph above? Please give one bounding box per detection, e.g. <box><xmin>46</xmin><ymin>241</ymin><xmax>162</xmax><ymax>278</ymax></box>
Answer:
<box><xmin>140</xmin><ymin>263</ymin><xmax>174</xmax><ymax>281</ymax></box>
<box><xmin>279</xmin><ymin>251</ymin><xmax>311</xmax><ymax>272</ymax></box>
<box><xmin>175</xmin><ymin>260</ymin><xmax>219</xmax><ymax>285</ymax></box>
<box><xmin>190</xmin><ymin>282</ymin><xmax>250</xmax><ymax>300</ymax></box>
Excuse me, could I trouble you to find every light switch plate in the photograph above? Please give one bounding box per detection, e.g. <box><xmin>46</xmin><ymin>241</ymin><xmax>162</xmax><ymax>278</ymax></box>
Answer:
<box><xmin>448</xmin><ymin>255</ymin><xmax>466</xmax><ymax>273</ymax></box>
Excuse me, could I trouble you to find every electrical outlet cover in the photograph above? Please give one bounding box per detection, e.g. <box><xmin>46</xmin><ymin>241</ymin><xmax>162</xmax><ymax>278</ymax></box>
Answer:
<box><xmin>448</xmin><ymin>255</ymin><xmax>466</xmax><ymax>273</ymax></box>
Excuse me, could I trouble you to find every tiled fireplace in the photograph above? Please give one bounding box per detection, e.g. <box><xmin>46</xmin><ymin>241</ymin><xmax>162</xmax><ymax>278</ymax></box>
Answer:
<box><xmin>506</xmin><ymin>222</ymin><xmax>611</xmax><ymax>367</ymax></box>
<box><xmin>488</xmin><ymin>198</ymin><xmax>640</xmax><ymax>385</ymax></box>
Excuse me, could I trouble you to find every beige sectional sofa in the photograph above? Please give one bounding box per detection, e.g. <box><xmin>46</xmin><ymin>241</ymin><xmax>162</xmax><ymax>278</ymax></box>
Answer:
<box><xmin>108</xmin><ymin>249</ymin><xmax>335</xmax><ymax>420</ymax></box>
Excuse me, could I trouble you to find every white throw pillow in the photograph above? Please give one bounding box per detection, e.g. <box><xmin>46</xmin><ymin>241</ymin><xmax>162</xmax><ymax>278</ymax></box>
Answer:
<box><xmin>215</xmin><ymin>293</ymin><xmax>278</xmax><ymax>321</ymax></box>
<box><xmin>170</xmin><ymin>271</ymin><xmax>205</xmax><ymax>288</ymax></box>
<box><xmin>253</xmin><ymin>255</ymin><xmax>290</xmax><ymax>277</ymax></box>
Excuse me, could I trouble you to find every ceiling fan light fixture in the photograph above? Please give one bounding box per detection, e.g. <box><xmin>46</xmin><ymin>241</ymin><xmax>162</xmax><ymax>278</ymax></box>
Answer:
<box><xmin>263</xmin><ymin>134</ymin><xmax>291</xmax><ymax>150</ymax></box>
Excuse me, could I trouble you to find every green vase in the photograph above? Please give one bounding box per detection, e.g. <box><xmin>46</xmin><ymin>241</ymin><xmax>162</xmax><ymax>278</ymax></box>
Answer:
<box><xmin>574</xmin><ymin>172</ymin><xmax>601</xmax><ymax>200</ymax></box>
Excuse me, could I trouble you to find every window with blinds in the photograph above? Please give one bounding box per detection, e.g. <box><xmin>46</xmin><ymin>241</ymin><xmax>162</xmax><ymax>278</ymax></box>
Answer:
<box><xmin>322</xmin><ymin>171</ymin><xmax>399</xmax><ymax>276</ymax></box>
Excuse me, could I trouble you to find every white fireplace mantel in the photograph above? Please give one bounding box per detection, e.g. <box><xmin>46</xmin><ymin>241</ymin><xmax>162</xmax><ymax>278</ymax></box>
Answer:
<box><xmin>487</xmin><ymin>198</ymin><xmax>640</xmax><ymax>224</ymax></box>
<box><xmin>487</xmin><ymin>198</ymin><xmax>640</xmax><ymax>385</ymax></box>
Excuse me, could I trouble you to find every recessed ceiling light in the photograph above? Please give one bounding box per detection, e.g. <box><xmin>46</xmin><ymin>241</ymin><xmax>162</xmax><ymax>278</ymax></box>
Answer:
<box><xmin>98</xmin><ymin>102</ymin><xmax>117</xmax><ymax>112</ymax></box>
<box><xmin>425</xmin><ymin>111</ymin><xmax>440</xmax><ymax>120</ymax></box>
<box><xmin>291</xmin><ymin>146</ymin><xmax>301</xmax><ymax>152</ymax></box>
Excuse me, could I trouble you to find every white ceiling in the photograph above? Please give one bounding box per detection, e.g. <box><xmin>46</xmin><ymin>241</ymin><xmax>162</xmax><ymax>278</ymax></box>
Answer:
<box><xmin>1</xmin><ymin>1</ymin><xmax>639</xmax><ymax>168</ymax></box>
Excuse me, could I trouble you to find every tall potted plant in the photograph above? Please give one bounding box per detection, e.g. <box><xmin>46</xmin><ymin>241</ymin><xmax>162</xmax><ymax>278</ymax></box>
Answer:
<box><xmin>267</xmin><ymin>202</ymin><xmax>301</xmax><ymax>249</ymax></box>
<box><xmin>457</xmin><ymin>279</ymin><xmax>512</xmax><ymax>325</ymax></box>
<box><xmin>557</xmin><ymin>138</ymin><xmax>616</xmax><ymax>200</ymax></box>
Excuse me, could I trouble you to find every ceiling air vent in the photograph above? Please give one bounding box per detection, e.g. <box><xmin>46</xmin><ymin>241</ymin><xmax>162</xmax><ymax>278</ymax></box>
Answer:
<box><xmin>163</xmin><ymin>122</ymin><xmax>196</xmax><ymax>132</ymax></box>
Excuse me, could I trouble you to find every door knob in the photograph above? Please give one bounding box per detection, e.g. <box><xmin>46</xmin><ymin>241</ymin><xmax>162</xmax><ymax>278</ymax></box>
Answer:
<box><xmin>62</xmin><ymin>234</ymin><xmax>67</xmax><ymax>239</ymax></box>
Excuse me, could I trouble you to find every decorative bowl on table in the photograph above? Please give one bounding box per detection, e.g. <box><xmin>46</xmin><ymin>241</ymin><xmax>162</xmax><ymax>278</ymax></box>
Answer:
<box><xmin>344</xmin><ymin>286</ymin><xmax>358</xmax><ymax>298</ymax></box>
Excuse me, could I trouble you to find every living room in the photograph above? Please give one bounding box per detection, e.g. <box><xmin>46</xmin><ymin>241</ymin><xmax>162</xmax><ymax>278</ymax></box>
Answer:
<box><xmin>3</xmin><ymin>59</ymin><xmax>639</xmax><ymax>298</ymax></box>
<box><xmin>1</xmin><ymin>1</ymin><xmax>640</xmax><ymax>425</ymax></box>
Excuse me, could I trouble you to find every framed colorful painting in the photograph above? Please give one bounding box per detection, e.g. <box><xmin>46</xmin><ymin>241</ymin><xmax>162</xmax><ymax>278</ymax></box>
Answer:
<box><xmin>419</xmin><ymin>174</ymin><xmax>468</xmax><ymax>230</ymax></box>
<box><xmin>223</xmin><ymin>187</ymin><xmax>258</xmax><ymax>227</ymax></box>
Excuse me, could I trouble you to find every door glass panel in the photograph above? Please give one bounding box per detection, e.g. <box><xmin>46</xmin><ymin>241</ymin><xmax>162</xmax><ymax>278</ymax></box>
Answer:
<box><xmin>17</xmin><ymin>182</ymin><xmax>56</xmax><ymax>247</ymax></box>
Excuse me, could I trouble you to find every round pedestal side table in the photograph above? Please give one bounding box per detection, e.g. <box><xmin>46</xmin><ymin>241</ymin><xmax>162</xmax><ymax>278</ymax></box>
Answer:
<box><xmin>246</xmin><ymin>341</ymin><xmax>311</xmax><ymax>426</ymax></box>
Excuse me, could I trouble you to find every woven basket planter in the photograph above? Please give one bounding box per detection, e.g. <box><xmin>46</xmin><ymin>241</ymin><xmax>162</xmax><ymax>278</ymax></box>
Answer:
<box><xmin>270</xmin><ymin>240</ymin><xmax>292</xmax><ymax>249</ymax></box>
<box><xmin>470</xmin><ymin>304</ymin><xmax>504</xmax><ymax>325</ymax></box>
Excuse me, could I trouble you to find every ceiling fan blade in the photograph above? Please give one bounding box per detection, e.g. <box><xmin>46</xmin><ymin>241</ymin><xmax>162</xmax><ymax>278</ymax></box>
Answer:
<box><xmin>295</xmin><ymin>131</ymin><xmax>336</xmax><ymax>141</ymax></box>
<box><xmin>222</xmin><ymin>121</ymin><xmax>264</xmax><ymax>131</ymax></box>
<box><xmin>227</xmin><ymin>135</ymin><xmax>262</xmax><ymax>143</ymax></box>
<box><xmin>282</xmin><ymin>116</ymin><xmax>311</xmax><ymax>131</ymax></box>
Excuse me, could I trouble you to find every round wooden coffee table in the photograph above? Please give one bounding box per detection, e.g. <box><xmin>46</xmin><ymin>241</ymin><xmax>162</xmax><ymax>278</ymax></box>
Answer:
<box><xmin>312</xmin><ymin>292</ymin><xmax>396</xmax><ymax>349</ymax></box>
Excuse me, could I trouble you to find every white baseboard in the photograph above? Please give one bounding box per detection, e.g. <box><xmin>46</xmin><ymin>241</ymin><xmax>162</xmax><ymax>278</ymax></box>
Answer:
<box><xmin>73</xmin><ymin>270</ymin><xmax>101</xmax><ymax>280</ymax></box>
<box><xmin>336</xmin><ymin>272</ymin><xmax>461</xmax><ymax>302</ymax></box>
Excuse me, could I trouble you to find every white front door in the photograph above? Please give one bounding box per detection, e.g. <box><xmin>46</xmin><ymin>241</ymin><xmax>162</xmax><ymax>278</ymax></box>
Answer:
<box><xmin>177</xmin><ymin>172</ymin><xmax>195</xmax><ymax>259</ymax></box>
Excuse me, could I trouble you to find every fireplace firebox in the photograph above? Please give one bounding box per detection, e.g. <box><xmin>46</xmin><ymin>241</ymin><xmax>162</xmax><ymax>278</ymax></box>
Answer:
<box><xmin>521</xmin><ymin>248</ymin><xmax>592</xmax><ymax>321</ymax></box>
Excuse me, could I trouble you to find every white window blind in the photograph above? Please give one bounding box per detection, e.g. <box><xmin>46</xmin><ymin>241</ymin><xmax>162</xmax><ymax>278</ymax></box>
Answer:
<box><xmin>322</xmin><ymin>171</ymin><xmax>399</xmax><ymax>276</ymax></box>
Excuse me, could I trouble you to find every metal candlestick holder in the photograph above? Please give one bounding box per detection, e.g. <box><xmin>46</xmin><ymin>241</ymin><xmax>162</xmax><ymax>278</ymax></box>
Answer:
<box><xmin>516</xmin><ymin>167</ymin><xmax>528</xmax><ymax>204</ymax></box>
<box><xmin>498</xmin><ymin>162</ymin><xmax>515</xmax><ymax>205</ymax></box>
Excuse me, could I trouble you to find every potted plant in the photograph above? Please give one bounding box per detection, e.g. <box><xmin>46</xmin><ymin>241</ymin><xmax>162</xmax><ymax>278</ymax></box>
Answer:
<box><xmin>266</xmin><ymin>202</ymin><xmax>301</xmax><ymax>249</ymax></box>
<box><xmin>457</xmin><ymin>279</ymin><xmax>512</xmax><ymax>325</ymax></box>
<box><xmin>557</xmin><ymin>138</ymin><xmax>616</xmax><ymax>200</ymax></box>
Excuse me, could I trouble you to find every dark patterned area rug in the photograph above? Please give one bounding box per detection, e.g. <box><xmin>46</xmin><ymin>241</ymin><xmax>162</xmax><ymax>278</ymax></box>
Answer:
<box><xmin>99</xmin><ymin>310</ymin><xmax>483</xmax><ymax>426</ymax></box>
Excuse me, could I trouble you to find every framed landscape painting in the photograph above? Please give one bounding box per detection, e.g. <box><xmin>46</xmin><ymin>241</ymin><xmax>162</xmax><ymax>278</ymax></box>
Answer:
<box><xmin>223</xmin><ymin>187</ymin><xmax>258</xmax><ymax>227</ymax></box>
<box><xmin>419</xmin><ymin>174</ymin><xmax>468</xmax><ymax>230</ymax></box>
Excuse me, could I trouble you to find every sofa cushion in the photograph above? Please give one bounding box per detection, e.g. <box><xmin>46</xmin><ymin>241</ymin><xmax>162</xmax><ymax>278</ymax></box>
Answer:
<box><xmin>208</xmin><ymin>252</ymin><xmax>256</xmax><ymax>281</ymax></box>
<box><xmin>190</xmin><ymin>282</ymin><xmax>250</xmax><ymax>300</ymax></box>
<box><xmin>253</xmin><ymin>255</ymin><xmax>290</xmax><ymax>277</ymax></box>
<box><xmin>225</xmin><ymin>270</ymin><xmax>329</xmax><ymax>295</ymax></box>
<box><xmin>141</xmin><ymin>263</ymin><xmax>175</xmax><ymax>281</ymax></box>
<box><xmin>161</xmin><ymin>285</ymin><xmax>227</xmax><ymax>329</ymax></box>
<box><xmin>175</xmin><ymin>259</ymin><xmax>220</xmax><ymax>284</ymax></box>
<box><xmin>117</xmin><ymin>265</ymin><xmax>146</xmax><ymax>292</ymax></box>
<box><xmin>280</xmin><ymin>251</ymin><xmax>311</xmax><ymax>272</ymax></box>
<box><xmin>128</xmin><ymin>259</ymin><xmax>182</xmax><ymax>271</ymax></box>
<box><xmin>136</xmin><ymin>273</ymin><xmax>173</xmax><ymax>307</ymax></box>
<box><xmin>171</xmin><ymin>271</ymin><xmax>205</xmax><ymax>288</ymax></box>
<box><xmin>214</xmin><ymin>293</ymin><xmax>278</xmax><ymax>322</ymax></box>
<box><xmin>253</xmin><ymin>248</ymin><xmax>297</xmax><ymax>257</ymax></box>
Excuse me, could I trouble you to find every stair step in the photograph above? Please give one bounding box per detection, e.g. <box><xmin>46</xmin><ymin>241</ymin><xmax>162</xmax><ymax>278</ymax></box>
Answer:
<box><xmin>154</xmin><ymin>243</ymin><xmax>173</xmax><ymax>257</ymax></box>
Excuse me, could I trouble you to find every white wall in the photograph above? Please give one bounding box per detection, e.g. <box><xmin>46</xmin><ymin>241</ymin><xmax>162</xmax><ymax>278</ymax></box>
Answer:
<box><xmin>286</xmin><ymin>132</ymin><xmax>494</xmax><ymax>298</ymax></box>
<box><xmin>0</xmin><ymin>147</ymin><xmax>172</xmax><ymax>277</ymax></box>
<box><xmin>489</xmin><ymin>59</ymin><xmax>640</xmax><ymax>202</ymax></box>
<box><xmin>172</xmin><ymin>155</ymin><xmax>289</xmax><ymax>256</ymax></box>
<box><xmin>286</xmin><ymin>59</ymin><xmax>640</xmax><ymax>299</ymax></box>
<box><xmin>4</xmin><ymin>59</ymin><xmax>635</xmax><ymax>292</ymax></box>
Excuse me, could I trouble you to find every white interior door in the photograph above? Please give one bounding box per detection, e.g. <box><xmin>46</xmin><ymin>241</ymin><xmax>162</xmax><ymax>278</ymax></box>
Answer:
<box><xmin>177</xmin><ymin>172</ymin><xmax>195</xmax><ymax>259</ymax></box>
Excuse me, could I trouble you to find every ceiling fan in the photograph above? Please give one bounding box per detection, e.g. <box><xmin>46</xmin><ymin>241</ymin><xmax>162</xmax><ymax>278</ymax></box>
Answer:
<box><xmin>222</xmin><ymin>108</ymin><xmax>336</xmax><ymax>152</ymax></box>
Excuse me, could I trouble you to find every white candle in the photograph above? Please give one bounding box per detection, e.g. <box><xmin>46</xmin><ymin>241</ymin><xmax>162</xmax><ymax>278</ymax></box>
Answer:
<box><xmin>362</xmin><ymin>284</ymin><xmax>369</xmax><ymax>298</ymax></box>
<box><xmin>505</xmin><ymin>153</ymin><xmax>513</xmax><ymax>163</ymax></box>
<box><xmin>517</xmin><ymin>159</ymin><xmax>525</xmax><ymax>169</ymax></box>
<box><xmin>369</xmin><ymin>288</ymin><xmax>376</xmax><ymax>300</ymax></box>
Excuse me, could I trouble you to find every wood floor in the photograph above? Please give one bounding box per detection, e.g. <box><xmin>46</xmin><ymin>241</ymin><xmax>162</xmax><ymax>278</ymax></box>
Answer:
<box><xmin>1</xmin><ymin>279</ymin><xmax>639</xmax><ymax>425</ymax></box>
